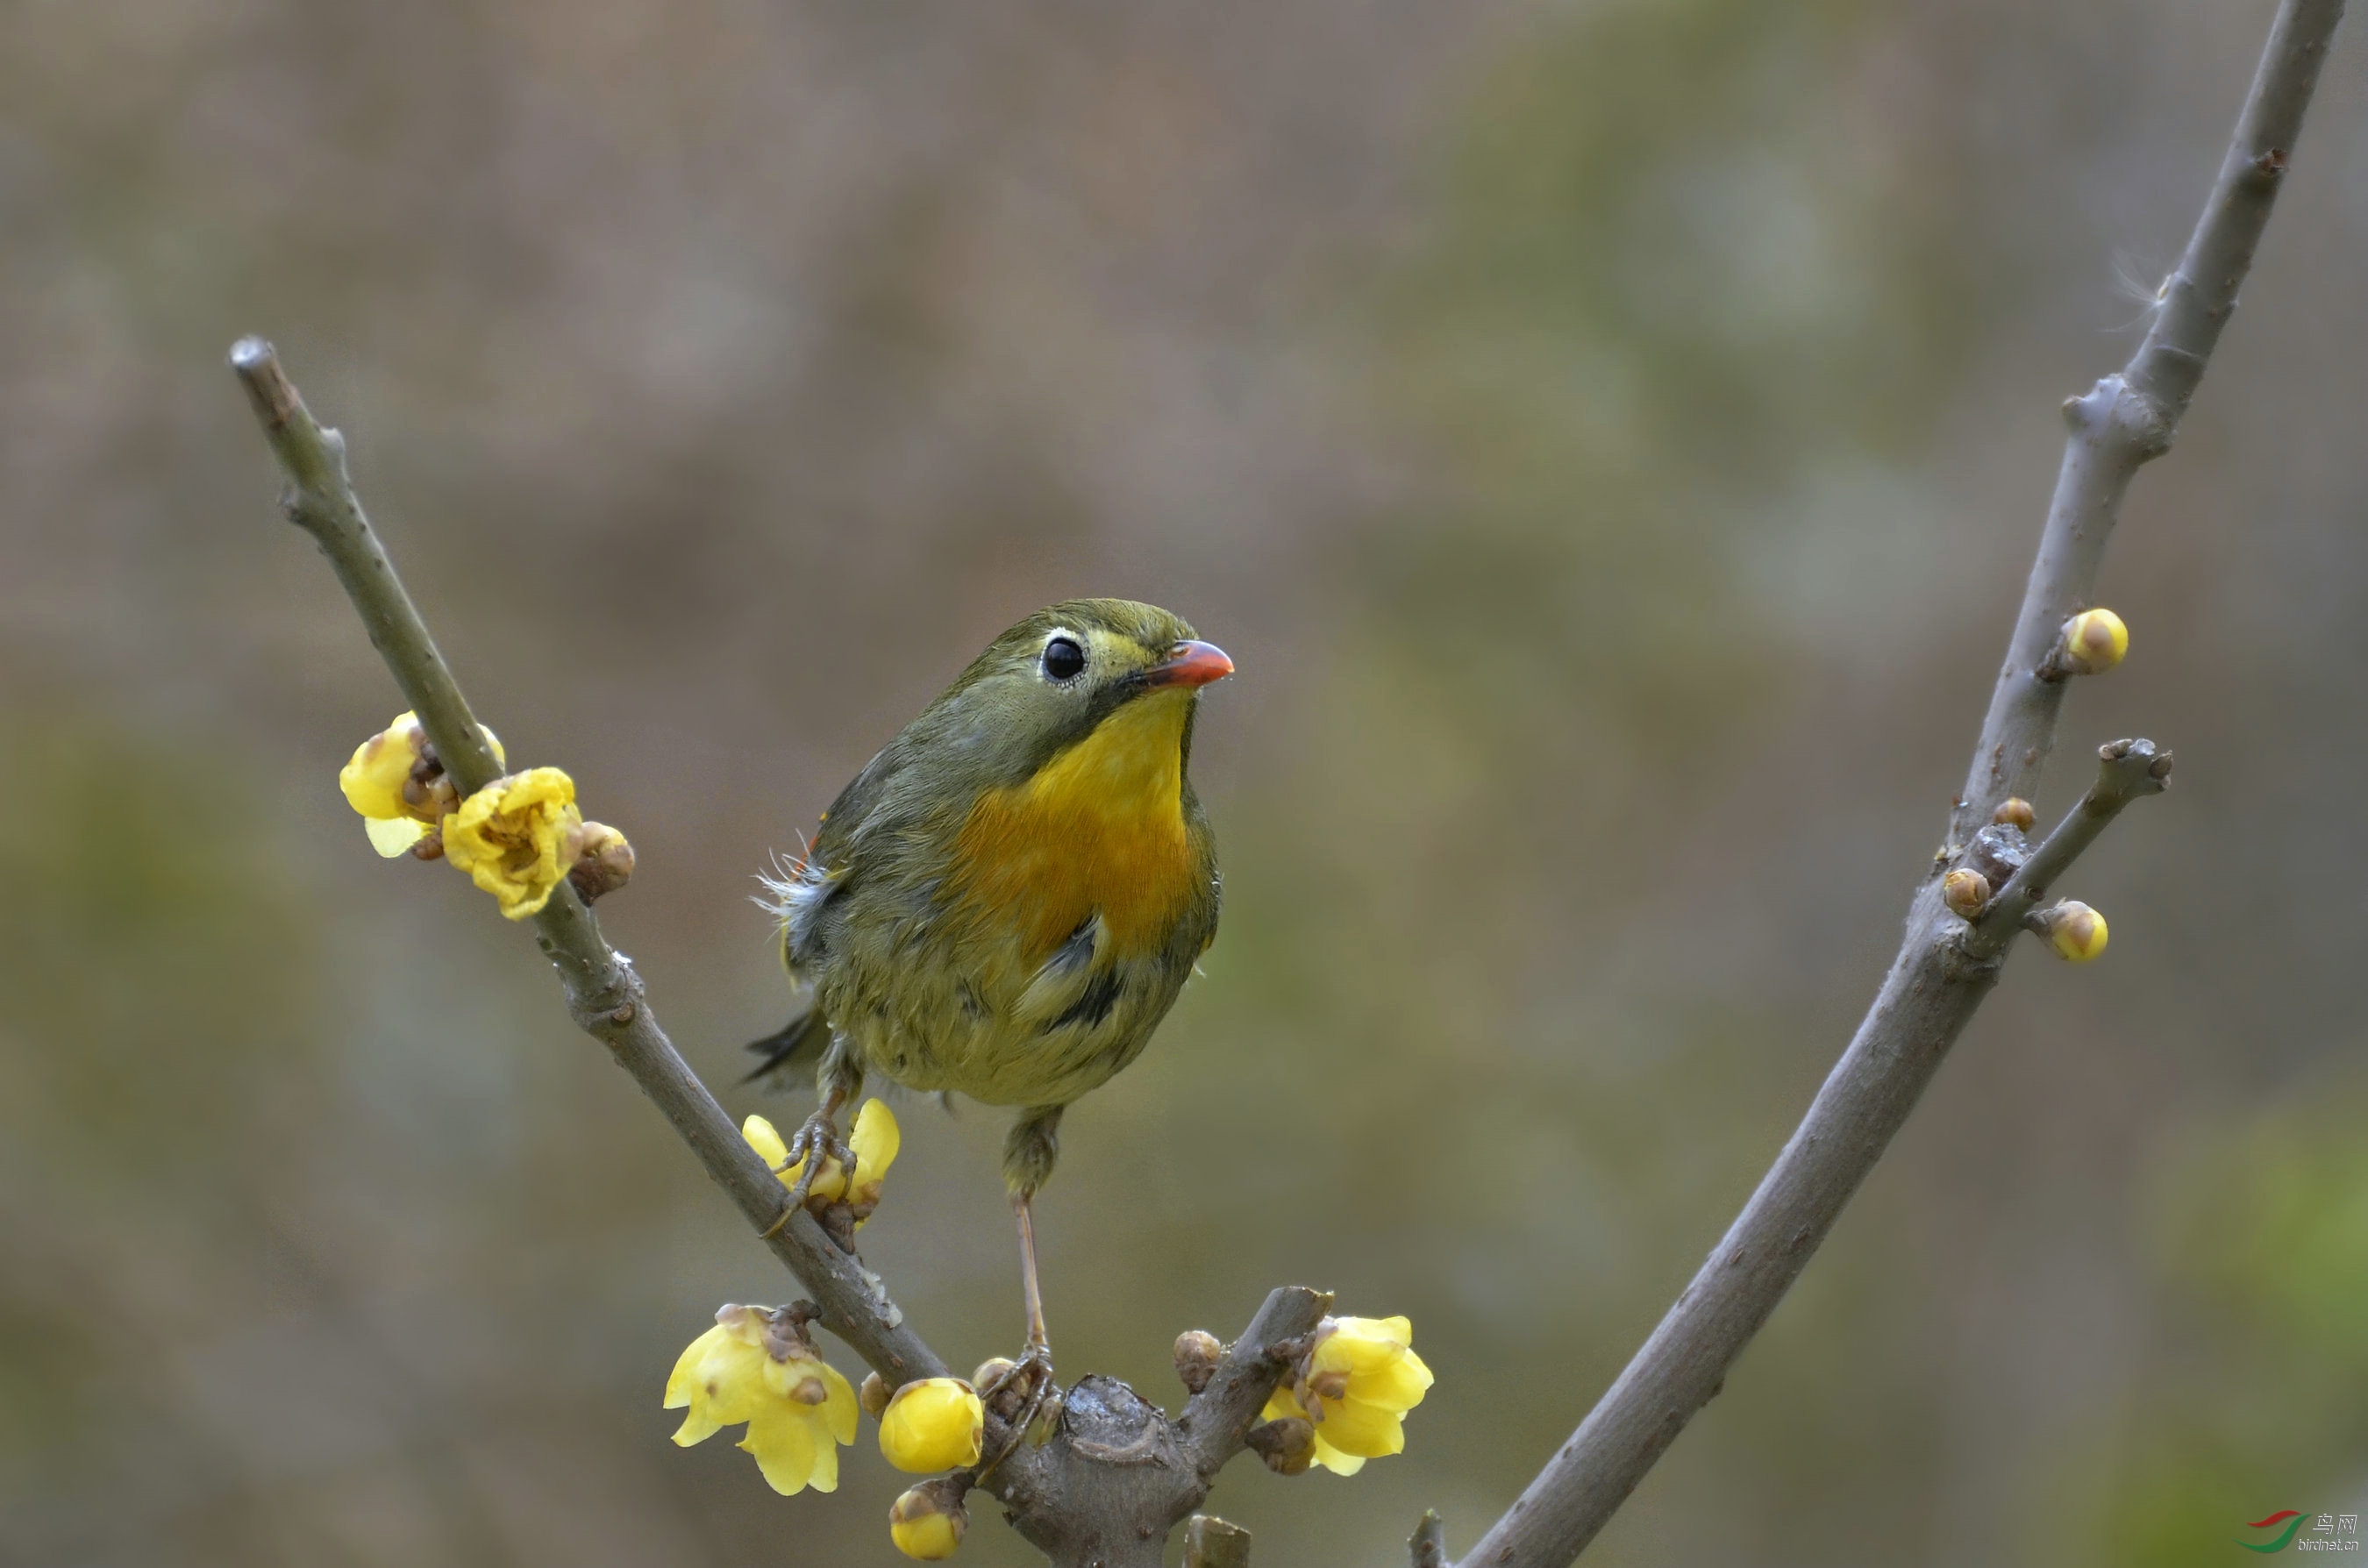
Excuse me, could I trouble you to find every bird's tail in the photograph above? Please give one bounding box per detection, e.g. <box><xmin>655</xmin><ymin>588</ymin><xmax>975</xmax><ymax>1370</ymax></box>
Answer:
<box><xmin>742</xmin><ymin>1009</ymin><xmax>830</xmax><ymax>1086</ymax></box>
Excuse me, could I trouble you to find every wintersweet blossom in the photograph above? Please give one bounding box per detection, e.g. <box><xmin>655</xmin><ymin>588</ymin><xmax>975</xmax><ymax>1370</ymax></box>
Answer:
<box><xmin>877</xmin><ymin>1378</ymin><xmax>985</xmax><ymax>1473</ymax></box>
<box><xmin>337</xmin><ymin>709</ymin><xmax>503</xmax><ymax>857</ymax></box>
<box><xmin>441</xmin><ymin>766</ymin><xmax>581</xmax><ymax>919</ymax></box>
<box><xmin>664</xmin><ymin>1303</ymin><xmax>858</xmax><ymax>1495</ymax></box>
<box><xmin>1259</xmin><ymin>1315</ymin><xmax>1433</xmax><ymax>1476</ymax></box>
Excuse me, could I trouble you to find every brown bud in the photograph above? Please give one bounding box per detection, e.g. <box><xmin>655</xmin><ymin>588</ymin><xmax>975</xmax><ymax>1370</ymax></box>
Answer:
<box><xmin>407</xmin><ymin>830</ymin><xmax>446</xmax><ymax>862</ymax></box>
<box><xmin>973</xmin><ymin>1358</ymin><xmax>1024</xmax><ymax>1422</ymax></box>
<box><xmin>1991</xmin><ymin>796</ymin><xmax>2035</xmax><ymax>830</ymax></box>
<box><xmin>567</xmin><ymin>821</ymin><xmax>636</xmax><ymax>903</ymax></box>
<box><xmin>860</xmin><ymin>1371</ymin><xmax>892</xmax><ymax>1420</ymax></box>
<box><xmin>1941</xmin><ymin>867</ymin><xmax>1990</xmax><ymax>920</ymax></box>
<box><xmin>1173</xmin><ymin>1329</ymin><xmax>1222</xmax><ymax>1394</ymax></box>
<box><xmin>1245</xmin><ymin>1416</ymin><xmax>1316</xmax><ymax>1477</ymax></box>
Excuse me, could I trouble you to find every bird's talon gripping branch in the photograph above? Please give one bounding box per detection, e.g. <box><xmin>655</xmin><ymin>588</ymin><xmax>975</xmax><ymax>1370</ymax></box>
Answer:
<box><xmin>745</xmin><ymin>1099</ymin><xmax>899</xmax><ymax>1245</ymax></box>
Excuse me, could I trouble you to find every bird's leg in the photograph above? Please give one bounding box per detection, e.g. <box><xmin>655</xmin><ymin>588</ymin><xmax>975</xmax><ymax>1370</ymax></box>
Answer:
<box><xmin>760</xmin><ymin>1043</ymin><xmax>862</xmax><ymax>1237</ymax></box>
<box><xmin>1015</xmin><ymin>1187</ymin><xmax>1050</xmax><ymax>1357</ymax></box>
<box><xmin>981</xmin><ymin>1107</ymin><xmax>1064</xmax><ymax>1425</ymax></box>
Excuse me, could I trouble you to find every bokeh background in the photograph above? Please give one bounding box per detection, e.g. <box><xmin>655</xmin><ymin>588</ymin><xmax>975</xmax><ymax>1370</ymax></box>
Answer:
<box><xmin>5</xmin><ymin>1</ymin><xmax>2367</xmax><ymax>1564</ymax></box>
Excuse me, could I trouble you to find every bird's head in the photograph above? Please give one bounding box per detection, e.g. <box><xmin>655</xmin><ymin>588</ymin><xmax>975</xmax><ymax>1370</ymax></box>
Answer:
<box><xmin>931</xmin><ymin>598</ymin><xmax>1233</xmax><ymax>790</ymax></box>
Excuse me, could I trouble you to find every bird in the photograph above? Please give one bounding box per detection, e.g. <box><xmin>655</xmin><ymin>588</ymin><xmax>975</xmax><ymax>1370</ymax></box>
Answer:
<box><xmin>748</xmin><ymin>598</ymin><xmax>1230</xmax><ymax>1386</ymax></box>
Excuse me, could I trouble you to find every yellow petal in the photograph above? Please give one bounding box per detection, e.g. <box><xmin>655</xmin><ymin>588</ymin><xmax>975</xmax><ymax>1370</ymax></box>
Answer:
<box><xmin>364</xmin><ymin>814</ymin><xmax>431</xmax><ymax>858</ymax></box>
<box><xmin>1315</xmin><ymin>1316</ymin><xmax>1414</xmax><ymax>1377</ymax></box>
<box><xmin>821</xmin><ymin>1359</ymin><xmax>859</xmax><ymax>1448</ymax></box>
<box><xmin>743</xmin><ymin>1114</ymin><xmax>793</xmax><ymax>1172</ymax></box>
<box><xmin>339</xmin><ymin>712</ymin><xmax>425</xmax><ymax>821</ymax></box>
<box><xmin>668</xmin><ymin>1325</ymin><xmax>755</xmax><ymax>1446</ymax></box>
<box><xmin>1260</xmin><ymin>1386</ymin><xmax>1308</xmax><ymax>1425</ymax></box>
<box><xmin>442</xmin><ymin>766</ymin><xmax>581</xmax><ymax>920</ymax></box>
<box><xmin>850</xmin><ymin>1099</ymin><xmax>901</xmax><ymax>1182</ymax></box>
<box><xmin>1351</xmin><ymin>1347</ymin><xmax>1433</xmax><ymax>1413</ymax></box>
<box><xmin>1312</xmin><ymin>1393</ymin><xmax>1407</xmax><ymax>1459</ymax></box>
<box><xmin>1309</xmin><ymin>1429</ymin><xmax>1367</xmax><ymax>1476</ymax></box>
<box><xmin>739</xmin><ymin>1406</ymin><xmax>821</xmax><ymax>1495</ymax></box>
<box><xmin>879</xmin><ymin>1379</ymin><xmax>985</xmax><ymax>1473</ymax></box>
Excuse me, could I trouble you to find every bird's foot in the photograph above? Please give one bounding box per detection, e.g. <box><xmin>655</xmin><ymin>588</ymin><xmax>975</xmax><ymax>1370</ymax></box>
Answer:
<box><xmin>759</xmin><ymin>1108</ymin><xmax>859</xmax><ymax>1238</ymax></box>
<box><xmin>976</xmin><ymin>1343</ymin><xmax>1060</xmax><ymax>1472</ymax></box>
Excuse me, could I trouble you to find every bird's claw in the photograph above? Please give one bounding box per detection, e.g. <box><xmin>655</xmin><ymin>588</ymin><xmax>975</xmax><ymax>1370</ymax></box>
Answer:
<box><xmin>976</xmin><ymin>1343</ymin><xmax>1060</xmax><ymax>1475</ymax></box>
<box><xmin>759</xmin><ymin>1108</ymin><xmax>859</xmax><ymax>1238</ymax></box>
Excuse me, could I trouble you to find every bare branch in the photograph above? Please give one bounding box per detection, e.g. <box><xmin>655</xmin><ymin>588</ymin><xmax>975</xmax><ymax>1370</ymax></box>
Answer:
<box><xmin>1452</xmin><ymin>4</ymin><xmax>2346</xmax><ymax>1564</ymax></box>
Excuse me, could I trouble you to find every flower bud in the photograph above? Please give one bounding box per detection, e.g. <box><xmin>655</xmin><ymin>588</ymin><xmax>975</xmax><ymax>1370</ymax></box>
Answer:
<box><xmin>1942</xmin><ymin>867</ymin><xmax>1991</xmax><ymax>920</ymax></box>
<box><xmin>889</xmin><ymin>1480</ymin><xmax>970</xmax><ymax>1561</ymax></box>
<box><xmin>567</xmin><ymin>820</ymin><xmax>636</xmax><ymax>902</ymax></box>
<box><xmin>1173</xmin><ymin>1329</ymin><xmax>1222</xmax><ymax>1393</ymax></box>
<box><xmin>2057</xmin><ymin>608</ymin><xmax>2129</xmax><ymax>675</ymax></box>
<box><xmin>1246</xmin><ymin>1416</ymin><xmax>1316</xmax><ymax>1476</ymax></box>
<box><xmin>1991</xmin><ymin>797</ymin><xmax>2035</xmax><ymax>831</ymax></box>
<box><xmin>860</xmin><ymin>1371</ymin><xmax>893</xmax><ymax>1420</ymax></box>
<box><xmin>2033</xmin><ymin>899</ymin><xmax>2108</xmax><ymax>962</ymax></box>
<box><xmin>879</xmin><ymin>1378</ymin><xmax>985</xmax><ymax>1473</ymax></box>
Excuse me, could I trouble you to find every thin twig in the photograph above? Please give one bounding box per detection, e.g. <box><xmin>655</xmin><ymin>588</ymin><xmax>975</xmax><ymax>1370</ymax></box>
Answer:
<box><xmin>1451</xmin><ymin>3</ymin><xmax>2345</xmax><ymax>1564</ymax></box>
<box><xmin>1970</xmin><ymin>738</ymin><xmax>2173</xmax><ymax>953</ymax></box>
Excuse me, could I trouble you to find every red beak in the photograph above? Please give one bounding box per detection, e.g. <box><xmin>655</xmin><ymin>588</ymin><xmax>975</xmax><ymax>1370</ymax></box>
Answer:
<box><xmin>1144</xmin><ymin>639</ymin><xmax>1234</xmax><ymax>689</ymax></box>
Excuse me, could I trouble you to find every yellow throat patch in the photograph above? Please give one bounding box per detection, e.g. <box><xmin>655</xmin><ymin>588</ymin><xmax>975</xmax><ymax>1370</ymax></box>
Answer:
<box><xmin>950</xmin><ymin>687</ymin><xmax>1196</xmax><ymax>966</ymax></box>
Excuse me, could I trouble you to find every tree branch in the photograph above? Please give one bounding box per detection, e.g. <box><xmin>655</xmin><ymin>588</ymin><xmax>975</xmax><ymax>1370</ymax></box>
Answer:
<box><xmin>232</xmin><ymin>337</ymin><xmax>945</xmax><ymax>1382</ymax></box>
<box><xmin>231</xmin><ymin>338</ymin><xmax>1327</xmax><ymax>1564</ymax></box>
<box><xmin>1451</xmin><ymin>4</ymin><xmax>2346</xmax><ymax>1564</ymax></box>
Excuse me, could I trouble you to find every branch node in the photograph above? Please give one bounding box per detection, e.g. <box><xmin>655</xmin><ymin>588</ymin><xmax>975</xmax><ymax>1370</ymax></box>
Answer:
<box><xmin>1409</xmin><ymin>1509</ymin><xmax>1447</xmax><ymax>1568</ymax></box>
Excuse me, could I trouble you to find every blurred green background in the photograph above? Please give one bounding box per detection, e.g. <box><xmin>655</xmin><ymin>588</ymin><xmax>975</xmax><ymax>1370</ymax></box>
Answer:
<box><xmin>4</xmin><ymin>1</ymin><xmax>2366</xmax><ymax>1564</ymax></box>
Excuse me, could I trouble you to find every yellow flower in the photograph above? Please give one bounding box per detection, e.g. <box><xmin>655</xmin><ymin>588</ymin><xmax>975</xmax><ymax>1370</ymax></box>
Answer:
<box><xmin>1259</xmin><ymin>1315</ymin><xmax>1433</xmax><ymax>1476</ymax></box>
<box><xmin>889</xmin><ymin>1481</ymin><xmax>970</xmax><ymax>1559</ymax></box>
<box><xmin>878</xmin><ymin>1378</ymin><xmax>984</xmax><ymax>1473</ymax></box>
<box><xmin>663</xmin><ymin>1304</ymin><xmax>859</xmax><ymax>1495</ymax></box>
<box><xmin>337</xmin><ymin>710</ymin><xmax>503</xmax><ymax>857</ymax></box>
<box><xmin>744</xmin><ymin>1100</ymin><xmax>901</xmax><ymax>1225</ymax></box>
<box><xmin>442</xmin><ymin>766</ymin><xmax>580</xmax><ymax>919</ymax></box>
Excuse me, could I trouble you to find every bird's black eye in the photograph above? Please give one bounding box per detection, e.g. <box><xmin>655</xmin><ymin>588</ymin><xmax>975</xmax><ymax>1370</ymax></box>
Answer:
<box><xmin>1042</xmin><ymin>637</ymin><xmax>1087</xmax><ymax>681</ymax></box>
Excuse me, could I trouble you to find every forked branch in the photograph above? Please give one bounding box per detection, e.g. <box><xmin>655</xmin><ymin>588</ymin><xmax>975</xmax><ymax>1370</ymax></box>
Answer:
<box><xmin>1446</xmin><ymin>2</ymin><xmax>2346</xmax><ymax>1563</ymax></box>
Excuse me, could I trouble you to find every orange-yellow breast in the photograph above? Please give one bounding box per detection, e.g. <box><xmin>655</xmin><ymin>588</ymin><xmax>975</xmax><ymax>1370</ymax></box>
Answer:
<box><xmin>947</xmin><ymin>688</ymin><xmax>1198</xmax><ymax>964</ymax></box>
